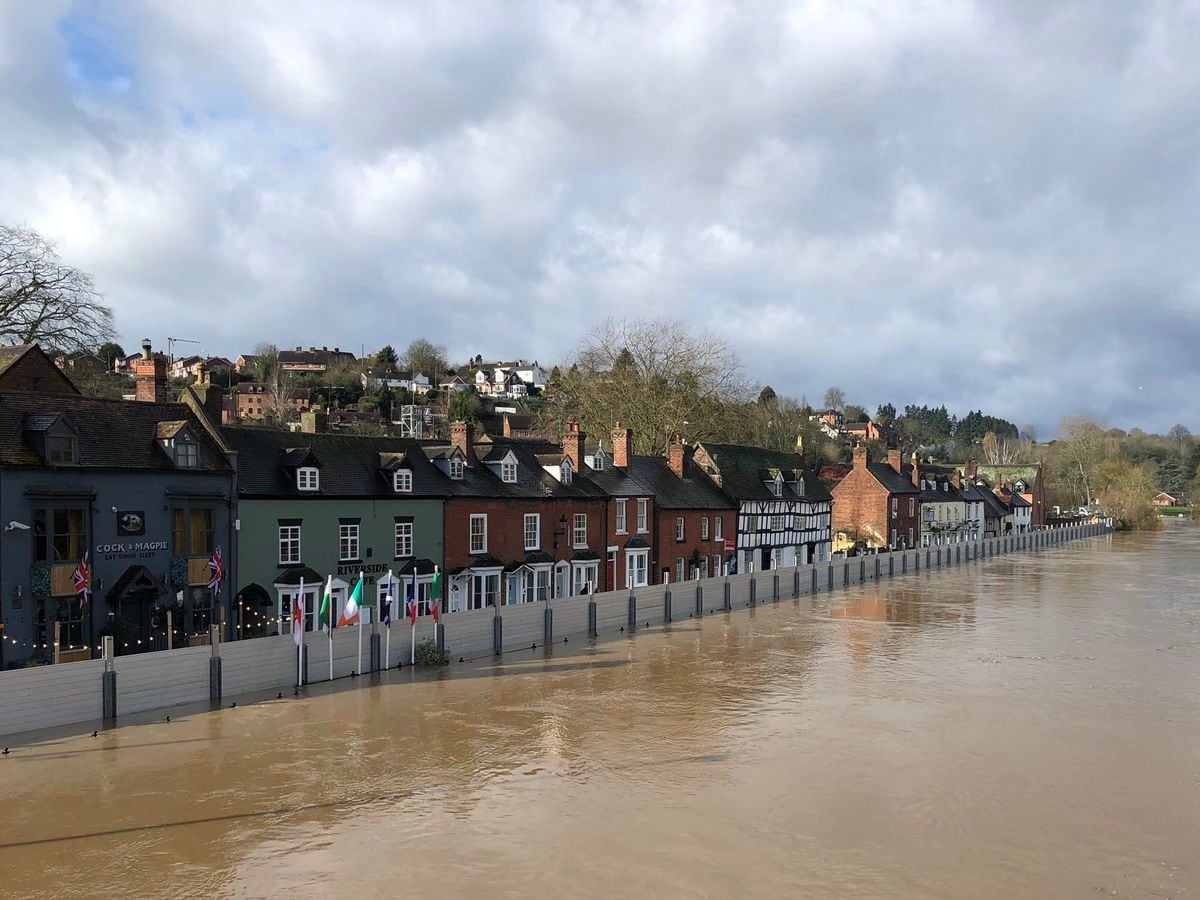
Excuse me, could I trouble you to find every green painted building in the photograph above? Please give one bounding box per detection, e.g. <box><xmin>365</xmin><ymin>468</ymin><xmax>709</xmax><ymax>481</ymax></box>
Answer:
<box><xmin>222</xmin><ymin>426</ymin><xmax>445</xmax><ymax>638</ymax></box>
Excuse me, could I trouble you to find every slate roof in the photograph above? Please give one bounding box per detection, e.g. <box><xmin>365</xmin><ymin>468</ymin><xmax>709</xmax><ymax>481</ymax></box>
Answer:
<box><xmin>584</xmin><ymin>457</ymin><xmax>652</xmax><ymax>497</ymax></box>
<box><xmin>696</xmin><ymin>443</ymin><xmax>832</xmax><ymax>504</ymax></box>
<box><xmin>627</xmin><ymin>450</ymin><xmax>736</xmax><ymax>510</ymax></box>
<box><xmin>867</xmin><ymin>462</ymin><xmax>920</xmax><ymax>495</ymax></box>
<box><xmin>468</xmin><ymin>439</ymin><xmax>607</xmax><ymax>500</ymax></box>
<box><xmin>222</xmin><ymin>427</ymin><xmax>442</xmax><ymax>498</ymax></box>
<box><xmin>0</xmin><ymin>392</ymin><xmax>230</xmax><ymax>471</ymax></box>
<box><xmin>976</xmin><ymin>485</ymin><xmax>1010</xmax><ymax>519</ymax></box>
<box><xmin>919</xmin><ymin>475</ymin><xmax>963</xmax><ymax>503</ymax></box>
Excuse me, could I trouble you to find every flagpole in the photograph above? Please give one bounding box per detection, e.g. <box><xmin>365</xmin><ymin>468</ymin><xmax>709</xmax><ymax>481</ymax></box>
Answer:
<box><xmin>357</xmin><ymin>570</ymin><xmax>364</xmax><ymax>676</ymax></box>
<box><xmin>385</xmin><ymin>569</ymin><xmax>392</xmax><ymax>670</ymax></box>
<box><xmin>327</xmin><ymin>575</ymin><xmax>334</xmax><ymax>682</ymax></box>
<box><xmin>297</xmin><ymin>576</ymin><xmax>305</xmax><ymax>688</ymax></box>
<box><xmin>430</xmin><ymin>565</ymin><xmax>439</xmax><ymax>645</ymax></box>
<box><xmin>410</xmin><ymin>574</ymin><xmax>416</xmax><ymax>666</ymax></box>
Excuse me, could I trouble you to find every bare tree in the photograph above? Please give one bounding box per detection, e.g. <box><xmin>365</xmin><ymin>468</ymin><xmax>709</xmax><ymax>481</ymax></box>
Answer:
<box><xmin>1</xmin><ymin>225</ymin><xmax>116</xmax><ymax>352</ymax></box>
<box><xmin>822</xmin><ymin>386</ymin><xmax>845</xmax><ymax>411</ymax></box>
<box><xmin>542</xmin><ymin>317</ymin><xmax>750</xmax><ymax>454</ymax></box>
<box><xmin>1168</xmin><ymin>424</ymin><xmax>1191</xmax><ymax>457</ymax></box>
<box><xmin>263</xmin><ymin>366</ymin><xmax>301</xmax><ymax>425</ymax></box>
<box><xmin>1059</xmin><ymin>417</ymin><xmax>1116</xmax><ymax>507</ymax></box>
<box><xmin>981</xmin><ymin>430</ymin><xmax>1026</xmax><ymax>465</ymax></box>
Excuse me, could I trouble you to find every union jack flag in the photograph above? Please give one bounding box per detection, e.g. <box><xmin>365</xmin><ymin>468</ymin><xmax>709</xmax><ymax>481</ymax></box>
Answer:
<box><xmin>207</xmin><ymin>546</ymin><xmax>224</xmax><ymax>596</ymax></box>
<box><xmin>73</xmin><ymin>552</ymin><xmax>91</xmax><ymax>607</ymax></box>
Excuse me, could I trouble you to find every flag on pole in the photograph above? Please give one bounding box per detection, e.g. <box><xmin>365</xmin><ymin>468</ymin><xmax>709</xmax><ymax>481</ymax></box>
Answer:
<box><xmin>73</xmin><ymin>552</ymin><xmax>91</xmax><ymax>608</ymax></box>
<box><xmin>207</xmin><ymin>546</ymin><xmax>224</xmax><ymax>597</ymax></box>
<box><xmin>381</xmin><ymin>579</ymin><xmax>393</xmax><ymax>627</ymax></box>
<box><xmin>338</xmin><ymin>574</ymin><xmax>363</xmax><ymax>627</ymax></box>
<box><xmin>293</xmin><ymin>585</ymin><xmax>305</xmax><ymax>647</ymax></box>
<box><xmin>430</xmin><ymin>567</ymin><xmax>441</xmax><ymax>624</ymax></box>
<box><xmin>319</xmin><ymin>576</ymin><xmax>335</xmax><ymax>632</ymax></box>
<box><xmin>406</xmin><ymin>580</ymin><xmax>418</xmax><ymax>626</ymax></box>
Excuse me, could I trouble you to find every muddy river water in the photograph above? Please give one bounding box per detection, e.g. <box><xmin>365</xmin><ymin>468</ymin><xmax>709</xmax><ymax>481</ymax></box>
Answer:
<box><xmin>1</xmin><ymin>525</ymin><xmax>1197</xmax><ymax>898</ymax></box>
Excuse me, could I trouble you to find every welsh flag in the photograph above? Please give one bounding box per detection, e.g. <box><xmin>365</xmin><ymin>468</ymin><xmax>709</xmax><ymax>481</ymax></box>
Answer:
<box><xmin>337</xmin><ymin>574</ymin><xmax>364</xmax><ymax>627</ymax></box>
<box><xmin>319</xmin><ymin>576</ymin><xmax>335</xmax><ymax>632</ymax></box>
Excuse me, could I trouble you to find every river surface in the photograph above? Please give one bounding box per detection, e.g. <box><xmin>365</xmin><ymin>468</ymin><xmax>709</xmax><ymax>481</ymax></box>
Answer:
<box><xmin>1</xmin><ymin>525</ymin><xmax>1197</xmax><ymax>899</ymax></box>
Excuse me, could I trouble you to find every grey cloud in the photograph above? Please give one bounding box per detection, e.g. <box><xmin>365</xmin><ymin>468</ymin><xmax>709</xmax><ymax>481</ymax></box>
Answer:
<box><xmin>0</xmin><ymin>0</ymin><xmax>1197</xmax><ymax>434</ymax></box>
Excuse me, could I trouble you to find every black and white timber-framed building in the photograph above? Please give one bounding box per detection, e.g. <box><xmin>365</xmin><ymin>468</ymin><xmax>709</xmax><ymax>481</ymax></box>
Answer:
<box><xmin>691</xmin><ymin>443</ymin><xmax>832</xmax><ymax>572</ymax></box>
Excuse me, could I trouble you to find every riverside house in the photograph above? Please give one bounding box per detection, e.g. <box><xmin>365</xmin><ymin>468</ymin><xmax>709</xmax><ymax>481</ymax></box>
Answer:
<box><xmin>584</xmin><ymin>423</ymin><xmax>656</xmax><ymax>590</ymax></box>
<box><xmin>221</xmin><ymin>423</ymin><xmax>445</xmax><ymax>638</ymax></box>
<box><xmin>692</xmin><ymin>442</ymin><xmax>832</xmax><ymax>572</ymax></box>
<box><xmin>629</xmin><ymin>433</ymin><xmax>738</xmax><ymax>583</ymax></box>
<box><xmin>436</xmin><ymin>421</ymin><xmax>607</xmax><ymax>611</ymax></box>
<box><xmin>0</xmin><ymin>343</ymin><xmax>235</xmax><ymax>667</ymax></box>
<box><xmin>827</xmin><ymin>446</ymin><xmax>922</xmax><ymax>551</ymax></box>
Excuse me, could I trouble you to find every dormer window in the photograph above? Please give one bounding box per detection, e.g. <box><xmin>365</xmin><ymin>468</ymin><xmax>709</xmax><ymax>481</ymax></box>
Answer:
<box><xmin>393</xmin><ymin>469</ymin><xmax>412</xmax><ymax>493</ymax></box>
<box><xmin>175</xmin><ymin>437</ymin><xmax>198</xmax><ymax>468</ymax></box>
<box><xmin>501</xmin><ymin>460</ymin><xmax>517</xmax><ymax>483</ymax></box>
<box><xmin>561</xmin><ymin>458</ymin><xmax>573</xmax><ymax>485</ymax></box>
<box><xmin>297</xmin><ymin>467</ymin><xmax>320</xmax><ymax>491</ymax></box>
<box><xmin>450</xmin><ymin>458</ymin><xmax>464</xmax><ymax>480</ymax></box>
<box><xmin>771</xmin><ymin>475</ymin><xmax>783</xmax><ymax>497</ymax></box>
<box><xmin>48</xmin><ymin>436</ymin><xmax>76</xmax><ymax>465</ymax></box>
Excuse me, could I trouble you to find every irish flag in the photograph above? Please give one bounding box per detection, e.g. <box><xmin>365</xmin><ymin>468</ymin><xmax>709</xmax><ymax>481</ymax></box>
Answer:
<box><xmin>338</xmin><ymin>574</ymin><xmax>364</xmax><ymax>627</ymax></box>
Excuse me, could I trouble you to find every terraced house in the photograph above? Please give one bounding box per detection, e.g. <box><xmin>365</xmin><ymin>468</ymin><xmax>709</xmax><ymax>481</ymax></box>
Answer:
<box><xmin>692</xmin><ymin>442</ymin><xmax>832</xmax><ymax>572</ymax></box>
<box><xmin>223</xmin><ymin>423</ymin><xmax>444</xmax><ymax>638</ymax></box>
<box><xmin>435</xmin><ymin>421</ymin><xmax>607</xmax><ymax>611</ymax></box>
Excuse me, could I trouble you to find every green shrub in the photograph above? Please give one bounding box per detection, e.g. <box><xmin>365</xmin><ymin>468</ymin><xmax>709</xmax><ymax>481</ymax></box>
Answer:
<box><xmin>414</xmin><ymin>637</ymin><xmax>447</xmax><ymax>666</ymax></box>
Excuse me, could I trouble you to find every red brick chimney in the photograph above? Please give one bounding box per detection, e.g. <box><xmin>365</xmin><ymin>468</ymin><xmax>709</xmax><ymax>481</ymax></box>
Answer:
<box><xmin>668</xmin><ymin>431</ymin><xmax>685</xmax><ymax>477</ymax></box>
<box><xmin>853</xmin><ymin>444</ymin><xmax>868</xmax><ymax>470</ymax></box>
<box><xmin>134</xmin><ymin>339</ymin><xmax>168</xmax><ymax>403</ymax></box>
<box><xmin>887</xmin><ymin>449</ymin><xmax>901</xmax><ymax>473</ymax></box>
<box><xmin>450</xmin><ymin>420</ymin><xmax>474</xmax><ymax>464</ymax></box>
<box><xmin>910</xmin><ymin>451</ymin><xmax>920</xmax><ymax>488</ymax></box>
<box><xmin>951</xmin><ymin>470</ymin><xmax>961</xmax><ymax>490</ymax></box>
<box><xmin>965</xmin><ymin>457</ymin><xmax>978</xmax><ymax>480</ymax></box>
<box><xmin>563</xmin><ymin>420</ymin><xmax>584</xmax><ymax>471</ymax></box>
<box><xmin>612</xmin><ymin>421</ymin><xmax>633</xmax><ymax>469</ymax></box>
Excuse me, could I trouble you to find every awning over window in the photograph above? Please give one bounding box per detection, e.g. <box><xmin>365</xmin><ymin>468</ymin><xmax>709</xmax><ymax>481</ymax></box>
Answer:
<box><xmin>273</xmin><ymin>565</ymin><xmax>323</xmax><ymax>587</ymax></box>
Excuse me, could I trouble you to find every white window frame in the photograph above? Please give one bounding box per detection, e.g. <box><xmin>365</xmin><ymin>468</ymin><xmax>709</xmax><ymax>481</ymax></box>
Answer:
<box><xmin>701</xmin><ymin>516</ymin><xmax>709</xmax><ymax>540</ymax></box>
<box><xmin>676</xmin><ymin>557</ymin><xmax>685</xmax><ymax>583</ymax></box>
<box><xmin>891</xmin><ymin>496</ymin><xmax>898</xmax><ymax>517</ymax></box>
<box><xmin>297</xmin><ymin>467</ymin><xmax>319</xmax><ymax>491</ymax></box>
<box><xmin>470</xmin><ymin>514</ymin><xmax>488</xmax><ymax>554</ymax></box>
<box><xmin>395</xmin><ymin>521</ymin><xmax>413</xmax><ymax>558</ymax></box>
<box><xmin>393</xmin><ymin>469</ymin><xmax>412</xmax><ymax>493</ymax></box>
<box><xmin>572</xmin><ymin>513</ymin><xmax>587</xmax><ymax>549</ymax></box>
<box><xmin>636</xmin><ymin>498</ymin><xmax>648</xmax><ymax>533</ymax></box>
<box><xmin>450</xmin><ymin>458</ymin><xmax>464</xmax><ymax>480</ymax></box>
<box><xmin>615</xmin><ymin>499</ymin><xmax>627</xmax><ymax>534</ymax></box>
<box><xmin>501</xmin><ymin>460</ymin><xmax>517</xmax><ymax>483</ymax></box>
<box><xmin>771</xmin><ymin>515</ymin><xmax>785</xmax><ymax>532</ymax></box>
<box><xmin>561</xmin><ymin>458</ymin><xmax>573</xmax><ymax>485</ymax></box>
<box><xmin>573</xmin><ymin>562</ymin><xmax>597</xmax><ymax>596</ymax></box>
<box><xmin>626</xmin><ymin>549</ymin><xmax>648</xmax><ymax>588</ymax></box>
<box><xmin>714</xmin><ymin>516</ymin><xmax>723</xmax><ymax>540</ymax></box>
<box><xmin>524</xmin><ymin>513</ymin><xmax>540</xmax><ymax>551</ymax></box>
<box><xmin>278</xmin><ymin>525</ymin><xmax>301</xmax><ymax>565</ymax></box>
<box><xmin>339</xmin><ymin>524</ymin><xmax>360</xmax><ymax>562</ymax></box>
<box><xmin>675</xmin><ymin>517</ymin><xmax>685</xmax><ymax>541</ymax></box>
<box><xmin>909</xmin><ymin>498</ymin><xmax>915</xmax><ymax>516</ymax></box>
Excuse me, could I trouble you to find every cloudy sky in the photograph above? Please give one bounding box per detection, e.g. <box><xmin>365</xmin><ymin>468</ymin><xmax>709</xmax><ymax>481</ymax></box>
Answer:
<box><xmin>1</xmin><ymin>1</ymin><xmax>1197</xmax><ymax>434</ymax></box>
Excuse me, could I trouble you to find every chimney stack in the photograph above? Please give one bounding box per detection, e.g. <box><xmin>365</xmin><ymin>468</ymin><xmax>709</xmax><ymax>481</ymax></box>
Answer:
<box><xmin>612</xmin><ymin>421</ymin><xmax>633</xmax><ymax>469</ymax></box>
<box><xmin>450</xmin><ymin>420</ymin><xmax>474</xmax><ymax>463</ymax></box>
<box><xmin>853</xmin><ymin>444</ymin><xmax>868</xmax><ymax>469</ymax></box>
<box><xmin>134</xmin><ymin>339</ymin><xmax>168</xmax><ymax>403</ymax></box>
<box><xmin>951</xmin><ymin>470</ymin><xmax>961</xmax><ymax>490</ymax></box>
<box><xmin>300</xmin><ymin>410</ymin><xmax>327</xmax><ymax>434</ymax></box>
<box><xmin>965</xmin><ymin>457</ymin><xmax>978</xmax><ymax>480</ymax></box>
<box><xmin>910</xmin><ymin>451</ymin><xmax>920</xmax><ymax>488</ymax></box>
<box><xmin>887</xmin><ymin>449</ymin><xmax>901</xmax><ymax>473</ymax></box>
<box><xmin>668</xmin><ymin>431</ymin><xmax>685</xmax><ymax>477</ymax></box>
<box><xmin>562</xmin><ymin>420</ymin><xmax>584</xmax><ymax>471</ymax></box>
<box><xmin>192</xmin><ymin>361</ymin><xmax>224</xmax><ymax>424</ymax></box>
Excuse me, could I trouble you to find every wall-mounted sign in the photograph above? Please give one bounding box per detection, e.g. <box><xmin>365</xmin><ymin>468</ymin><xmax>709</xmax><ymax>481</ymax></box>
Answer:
<box><xmin>98</xmin><ymin>540</ymin><xmax>169</xmax><ymax>561</ymax></box>
<box><xmin>117</xmin><ymin>510</ymin><xmax>146</xmax><ymax>536</ymax></box>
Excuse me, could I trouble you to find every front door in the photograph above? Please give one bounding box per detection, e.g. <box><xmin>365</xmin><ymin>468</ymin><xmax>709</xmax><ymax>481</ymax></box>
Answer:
<box><xmin>761</xmin><ymin>547</ymin><xmax>772</xmax><ymax>571</ymax></box>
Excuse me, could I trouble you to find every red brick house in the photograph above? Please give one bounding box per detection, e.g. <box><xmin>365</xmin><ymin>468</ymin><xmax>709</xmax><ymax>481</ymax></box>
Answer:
<box><xmin>828</xmin><ymin>446</ymin><xmax>921</xmax><ymax>550</ymax></box>
<box><xmin>435</xmin><ymin>421</ymin><xmax>608</xmax><ymax>612</ymax></box>
<box><xmin>585</xmin><ymin>423</ymin><xmax>656</xmax><ymax>590</ymax></box>
<box><xmin>0</xmin><ymin>344</ymin><xmax>80</xmax><ymax>395</ymax></box>
<box><xmin>630</xmin><ymin>433</ymin><xmax>737</xmax><ymax>583</ymax></box>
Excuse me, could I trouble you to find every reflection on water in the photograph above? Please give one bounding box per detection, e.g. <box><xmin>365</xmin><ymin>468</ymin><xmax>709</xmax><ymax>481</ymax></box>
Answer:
<box><xmin>1</xmin><ymin>525</ymin><xmax>1198</xmax><ymax>899</ymax></box>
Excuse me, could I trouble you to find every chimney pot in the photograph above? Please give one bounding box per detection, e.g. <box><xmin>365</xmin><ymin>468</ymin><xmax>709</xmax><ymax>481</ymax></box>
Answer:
<box><xmin>141</xmin><ymin>338</ymin><xmax>152</xmax><ymax>360</ymax></box>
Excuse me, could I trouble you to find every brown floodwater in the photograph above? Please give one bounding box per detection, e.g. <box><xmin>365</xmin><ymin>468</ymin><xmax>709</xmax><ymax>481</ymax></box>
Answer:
<box><xmin>1</xmin><ymin>525</ymin><xmax>1197</xmax><ymax>899</ymax></box>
